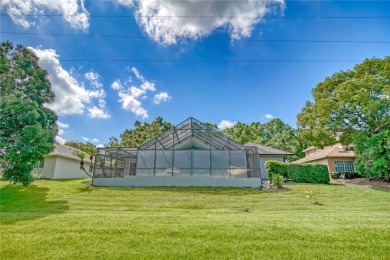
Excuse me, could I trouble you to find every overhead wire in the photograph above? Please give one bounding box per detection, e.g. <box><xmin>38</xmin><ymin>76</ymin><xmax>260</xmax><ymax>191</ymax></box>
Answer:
<box><xmin>0</xmin><ymin>13</ymin><xmax>388</xmax><ymax>19</ymax></box>
<box><xmin>1</xmin><ymin>32</ymin><xmax>388</xmax><ymax>44</ymax></box>
<box><xmin>35</xmin><ymin>59</ymin><xmax>365</xmax><ymax>63</ymax></box>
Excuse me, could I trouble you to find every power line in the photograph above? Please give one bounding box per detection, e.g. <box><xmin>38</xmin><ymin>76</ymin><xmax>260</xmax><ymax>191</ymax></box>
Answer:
<box><xmin>2</xmin><ymin>31</ymin><xmax>388</xmax><ymax>44</ymax></box>
<box><xmin>79</xmin><ymin>0</ymin><xmax>390</xmax><ymax>2</ymax></box>
<box><xmin>37</xmin><ymin>59</ymin><xmax>364</xmax><ymax>63</ymax></box>
<box><xmin>0</xmin><ymin>13</ymin><xmax>388</xmax><ymax>19</ymax></box>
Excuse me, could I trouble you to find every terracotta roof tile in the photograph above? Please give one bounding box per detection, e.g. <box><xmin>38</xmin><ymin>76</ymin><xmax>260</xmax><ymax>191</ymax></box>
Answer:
<box><xmin>294</xmin><ymin>145</ymin><xmax>354</xmax><ymax>163</ymax></box>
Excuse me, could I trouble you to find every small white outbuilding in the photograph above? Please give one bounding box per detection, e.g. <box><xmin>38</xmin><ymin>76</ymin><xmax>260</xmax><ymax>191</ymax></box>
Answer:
<box><xmin>32</xmin><ymin>144</ymin><xmax>92</xmax><ymax>179</ymax></box>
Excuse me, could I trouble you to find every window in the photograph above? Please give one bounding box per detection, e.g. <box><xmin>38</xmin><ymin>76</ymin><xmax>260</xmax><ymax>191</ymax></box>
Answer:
<box><xmin>334</xmin><ymin>161</ymin><xmax>355</xmax><ymax>172</ymax></box>
<box><xmin>129</xmin><ymin>163</ymin><xmax>136</xmax><ymax>176</ymax></box>
<box><xmin>34</xmin><ymin>161</ymin><xmax>44</xmax><ymax>168</ymax></box>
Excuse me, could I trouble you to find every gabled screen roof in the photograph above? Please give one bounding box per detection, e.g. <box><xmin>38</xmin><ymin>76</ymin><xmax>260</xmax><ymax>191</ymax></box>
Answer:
<box><xmin>139</xmin><ymin>117</ymin><xmax>244</xmax><ymax>150</ymax></box>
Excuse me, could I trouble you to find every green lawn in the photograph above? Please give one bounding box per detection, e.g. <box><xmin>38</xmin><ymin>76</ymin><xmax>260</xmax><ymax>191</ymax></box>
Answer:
<box><xmin>1</xmin><ymin>179</ymin><xmax>389</xmax><ymax>259</ymax></box>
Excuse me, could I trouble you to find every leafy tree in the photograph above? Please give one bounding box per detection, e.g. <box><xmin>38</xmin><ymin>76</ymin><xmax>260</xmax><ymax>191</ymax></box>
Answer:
<box><xmin>203</xmin><ymin>122</ymin><xmax>219</xmax><ymax>130</ymax></box>
<box><xmin>107</xmin><ymin>136</ymin><xmax>119</xmax><ymax>147</ymax></box>
<box><xmin>261</xmin><ymin>119</ymin><xmax>299</xmax><ymax>154</ymax></box>
<box><xmin>119</xmin><ymin>117</ymin><xmax>173</xmax><ymax>147</ymax></box>
<box><xmin>222</xmin><ymin>122</ymin><xmax>262</xmax><ymax>144</ymax></box>
<box><xmin>0</xmin><ymin>41</ymin><xmax>58</xmax><ymax>186</ymax></box>
<box><xmin>297</xmin><ymin>56</ymin><xmax>390</xmax><ymax>179</ymax></box>
<box><xmin>222</xmin><ymin>119</ymin><xmax>299</xmax><ymax>154</ymax></box>
<box><xmin>113</xmin><ymin>116</ymin><xmax>301</xmax><ymax>158</ymax></box>
<box><xmin>354</xmin><ymin>130</ymin><xmax>390</xmax><ymax>180</ymax></box>
<box><xmin>65</xmin><ymin>140</ymin><xmax>97</xmax><ymax>164</ymax></box>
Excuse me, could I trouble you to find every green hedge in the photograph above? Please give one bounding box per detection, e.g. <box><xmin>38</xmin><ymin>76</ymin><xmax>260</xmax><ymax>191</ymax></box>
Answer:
<box><xmin>265</xmin><ymin>160</ymin><xmax>330</xmax><ymax>184</ymax></box>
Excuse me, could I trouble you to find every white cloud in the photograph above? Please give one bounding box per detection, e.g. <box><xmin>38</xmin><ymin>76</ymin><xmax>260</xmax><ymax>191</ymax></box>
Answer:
<box><xmin>118</xmin><ymin>0</ymin><xmax>285</xmax><ymax>45</ymax></box>
<box><xmin>118</xmin><ymin>0</ymin><xmax>134</xmax><ymax>7</ymax></box>
<box><xmin>55</xmin><ymin>135</ymin><xmax>66</xmax><ymax>145</ymax></box>
<box><xmin>153</xmin><ymin>92</ymin><xmax>171</xmax><ymax>104</ymax></box>
<box><xmin>218</xmin><ymin>120</ymin><xmax>237</xmax><ymax>130</ymax></box>
<box><xmin>82</xmin><ymin>137</ymin><xmax>100</xmax><ymax>143</ymax></box>
<box><xmin>113</xmin><ymin>67</ymin><xmax>170</xmax><ymax>119</ymax></box>
<box><xmin>29</xmin><ymin>47</ymin><xmax>110</xmax><ymax>119</ymax></box>
<box><xmin>118</xmin><ymin>92</ymin><xmax>149</xmax><ymax>118</ymax></box>
<box><xmin>265</xmin><ymin>114</ymin><xmax>275</xmax><ymax>119</ymax></box>
<box><xmin>111</xmin><ymin>80</ymin><xmax>123</xmax><ymax>91</ymax></box>
<box><xmin>131</xmin><ymin>67</ymin><xmax>145</xmax><ymax>82</ymax></box>
<box><xmin>85</xmin><ymin>71</ymin><xmax>103</xmax><ymax>88</ymax></box>
<box><xmin>1</xmin><ymin>0</ymin><xmax>89</xmax><ymax>30</ymax></box>
<box><xmin>88</xmin><ymin>106</ymin><xmax>111</xmax><ymax>119</ymax></box>
<box><xmin>57</xmin><ymin>121</ymin><xmax>69</xmax><ymax>129</ymax></box>
<box><xmin>31</xmin><ymin>47</ymin><xmax>88</xmax><ymax>114</ymax></box>
<box><xmin>97</xmin><ymin>144</ymin><xmax>105</xmax><ymax>148</ymax></box>
<box><xmin>57</xmin><ymin>121</ymin><xmax>69</xmax><ymax>135</ymax></box>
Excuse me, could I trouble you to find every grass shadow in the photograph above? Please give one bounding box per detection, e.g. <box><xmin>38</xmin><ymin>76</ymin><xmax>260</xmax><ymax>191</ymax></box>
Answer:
<box><xmin>372</xmin><ymin>188</ymin><xmax>390</xmax><ymax>193</ymax></box>
<box><xmin>263</xmin><ymin>186</ymin><xmax>291</xmax><ymax>193</ymax></box>
<box><xmin>77</xmin><ymin>186</ymin><xmax>95</xmax><ymax>193</ymax></box>
<box><xmin>94</xmin><ymin>186</ymin><xmax>263</xmax><ymax>196</ymax></box>
<box><xmin>328</xmin><ymin>182</ymin><xmax>345</xmax><ymax>186</ymax></box>
<box><xmin>0</xmin><ymin>184</ymin><xmax>69</xmax><ymax>224</ymax></box>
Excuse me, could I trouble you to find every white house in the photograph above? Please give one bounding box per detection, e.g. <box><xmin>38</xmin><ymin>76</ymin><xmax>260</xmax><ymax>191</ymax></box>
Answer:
<box><xmin>32</xmin><ymin>144</ymin><xmax>92</xmax><ymax>179</ymax></box>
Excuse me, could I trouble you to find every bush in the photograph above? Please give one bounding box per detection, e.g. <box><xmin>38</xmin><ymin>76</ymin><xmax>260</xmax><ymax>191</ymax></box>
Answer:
<box><xmin>265</xmin><ymin>160</ymin><xmax>330</xmax><ymax>184</ymax></box>
<box><xmin>330</xmin><ymin>172</ymin><xmax>342</xmax><ymax>179</ymax></box>
<box><xmin>330</xmin><ymin>172</ymin><xmax>362</xmax><ymax>179</ymax></box>
<box><xmin>265</xmin><ymin>160</ymin><xmax>288</xmax><ymax>179</ymax></box>
<box><xmin>31</xmin><ymin>172</ymin><xmax>44</xmax><ymax>180</ymax></box>
<box><xmin>272</xmin><ymin>174</ymin><xmax>284</xmax><ymax>189</ymax></box>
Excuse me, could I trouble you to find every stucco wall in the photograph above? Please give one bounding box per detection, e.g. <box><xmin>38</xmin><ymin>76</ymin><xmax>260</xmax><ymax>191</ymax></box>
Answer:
<box><xmin>325</xmin><ymin>157</ymin><xmax>355</xmax><ymax>172</ymax></box>
<box><xmin>32</xmin><ymin>157</ymin><xmax>57</xmax><ymax>179</ymax></box>
<box><xmin>259</xmin><ymin>155</ymin><xmax>286</xmax><ymax>180</ymax></box>
<box><xmin>301</xmin><ymin>157</ymin><xmax>354</xmax><ymax>172</ymax></box>
<box><xmin>52</xmin><ymin>157</ymin><xmax>91</xmax><ymax>179</ymax></box>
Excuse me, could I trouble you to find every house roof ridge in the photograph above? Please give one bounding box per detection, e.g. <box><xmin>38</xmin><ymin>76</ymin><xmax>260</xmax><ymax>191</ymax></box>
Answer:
<box><xmin>244</xmin><ymin>142</ymin><xmax>293</xmax><ymax>155</ymax></box>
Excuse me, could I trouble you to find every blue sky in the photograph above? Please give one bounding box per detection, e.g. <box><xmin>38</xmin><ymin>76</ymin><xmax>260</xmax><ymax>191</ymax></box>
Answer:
<box><xmin>1</xmin><ymin>0</ymin><xmax>389</xmax><ymax>146</ymax></box>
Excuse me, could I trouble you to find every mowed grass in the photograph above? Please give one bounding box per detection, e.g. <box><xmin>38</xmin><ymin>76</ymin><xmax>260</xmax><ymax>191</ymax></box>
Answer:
<box><xmin>1</xmin><ymin>180</ymin><xmax>389</xmax><ymax>259</ymax></box>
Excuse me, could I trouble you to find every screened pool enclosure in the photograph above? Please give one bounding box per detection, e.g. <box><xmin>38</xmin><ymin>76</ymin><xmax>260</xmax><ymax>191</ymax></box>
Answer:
<box><xmin>93</xmin><ymin>118</ymin><xmax>261</xmax><ymax>187</ymax></box>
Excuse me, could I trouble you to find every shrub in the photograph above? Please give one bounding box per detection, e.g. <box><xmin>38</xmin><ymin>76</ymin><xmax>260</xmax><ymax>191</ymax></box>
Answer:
<box><xmin>305</xmin><ymin>190</ymin><xmax>323</xmax><ymax>205</ymax></box>
<box><xmin>330</xmin><ymin>172</ymin><xmax>362</xmax><ymax>179</ymax></box>
<box><xmin>264</xmin><ymin>160</ymin><xmax>288</xmax><ymax>180</ymax></box>
<box><xmin>31</xmin><ymin>172</ymin><xmax>44</xmax><ymax>180</ymax></box>
<box><xmin>265</xmin><ymin>160</ymin><xmax>330</xmax><ymax>184</ymax></box>
<box><xmin>330</xmin><ymin>172</ymin><xmax>342</xmax><ymax>179</ymax></box>
<box><xmin>272</xmin><ymin>174</ymin><xmax>284</xmax><ymax>189</ymax></box>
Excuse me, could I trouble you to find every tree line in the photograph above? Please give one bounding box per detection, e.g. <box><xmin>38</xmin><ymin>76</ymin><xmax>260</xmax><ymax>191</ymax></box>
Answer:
<box><xmin>1</xmin><ymin>40</ymin><xmax>388</xmax><ymax>185</ymax></box>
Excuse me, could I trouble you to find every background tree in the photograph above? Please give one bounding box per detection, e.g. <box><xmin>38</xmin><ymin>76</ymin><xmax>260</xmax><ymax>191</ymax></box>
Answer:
<box><xmin>261</xmin><ymin>119</ymin><xmax>299</xmax><ymax>154</ymax></box>
<box><xmin>203</xmin><ymin>122</ymin><xmax>218</xmax><ymax>130</ymax></box>
<box><xmin>297</xmin><ymin>56</ymin><xmax>390</xmax><ymax>179</ymax></box>
<box><xmin>119</xmin><ymin>117</ymin><xmax>173</xmax><ymax>147</ymax></box>
<box><xmin>0</xmin><ymin>41</ymin><xmax>58</xmax><ymax>186</ymax></box>
<box><xmin>222</xmin><ymin>122</ymin><xmax>262</xmax><ymax>144</ymax></box>
<box><xmin>65</xmin><ymin>140</ymin><xmax>97</xmax><ymax>166</ymax></box>
<box><xmin>111</xmin><ymin>116</ymin><xmax>301</xmax><ymax>159</ymax></box>
<box><xmin>222</xmin><ymin>119</ymin><xmax>299</xmax><ymax>155</ymax></box>
<box><xmin>107</xmin><ymin>136</ymin><xmax>119</xmax><ymax>147</ymax></box>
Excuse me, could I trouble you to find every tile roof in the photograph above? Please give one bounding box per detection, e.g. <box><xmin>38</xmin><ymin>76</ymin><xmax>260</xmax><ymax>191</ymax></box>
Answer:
<box><xmin>244</xmin><ymin>142</ymin><xmax>294</xmax><ymax>155</ymax></box>
<box><xmin>46</xmin><ymin>144</ymin><xmax>87</xmax><ymax>161</ymax></box>
<box><xmin>294</xmin><ymin>144</ymin><xmax>355</xmax><ymax>163</ymax></box>
<box><xmin>302</xmin><ymin>146</ymin><xmax>318</xmax><ymax>152</ymax></box>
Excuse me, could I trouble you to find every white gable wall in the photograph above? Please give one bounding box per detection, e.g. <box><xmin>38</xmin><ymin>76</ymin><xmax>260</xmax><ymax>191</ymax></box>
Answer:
<box><xmin>53</xmin><ymin>156</ymin><xmax>91</xmax><ymax>179</ymax></box>
<box><xmin>259</xmin><ymin>155</ymin><xmax>286</xmax><ymax>180</ymax></box>
<box><xmin>32</xmin><ymin>156</ymin><xmax>57</xmax><ymax>179</ymax></box>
